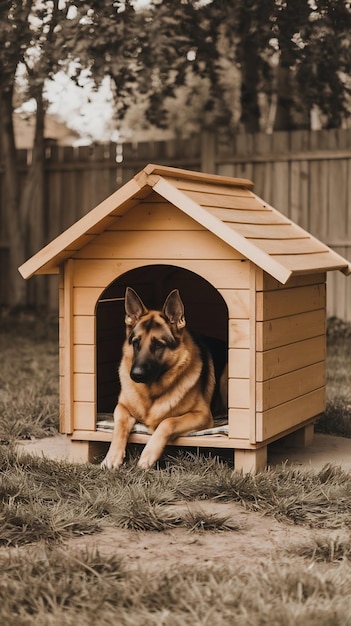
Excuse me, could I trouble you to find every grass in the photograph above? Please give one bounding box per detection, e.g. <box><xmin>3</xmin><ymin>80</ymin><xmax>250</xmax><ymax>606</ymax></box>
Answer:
<box><xmin>1</xmin><ymin>449</ymin><xmax>351</xmax><ymax>548</ymax></box>
<box><xmin>295</xmin><ymin>536</ymin><xmax>351</xmax><ymax>563</ymax></box>
<box><xmin>315</xmin><ymin>317</ymin><xmax>351</xmax><ymax>437</ymax></box>
<box><xmin>0</xmin><ymin>312</ymin><xmax>59</xmax><ymax>442</ymax></box>
<box><xmin>0</xmin><ymin>448</ymin><xmax>247</xmax><ymax>543</ymax></box>
<box><xmin>1</xmin><ymin>547</ymin><xmax>351</xmax><ymax>626</ymax></box>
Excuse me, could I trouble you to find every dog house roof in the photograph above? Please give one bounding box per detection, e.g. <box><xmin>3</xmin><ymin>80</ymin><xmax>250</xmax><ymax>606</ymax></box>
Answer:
<box><xmin>19</xmin><ymin>163</ymin><xmax>351</xmax><ymax>284</ymax></box>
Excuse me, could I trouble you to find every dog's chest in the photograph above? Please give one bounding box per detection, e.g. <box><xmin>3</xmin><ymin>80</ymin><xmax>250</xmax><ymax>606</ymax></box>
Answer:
<box><xmin>122</xmin><ymin>379</ymin><xmax>190</xmax><ymax>430</ymax></box>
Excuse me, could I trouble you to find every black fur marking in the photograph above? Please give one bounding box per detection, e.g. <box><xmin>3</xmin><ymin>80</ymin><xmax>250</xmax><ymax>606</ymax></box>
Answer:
<box><xmin>150</xmin><ymin>337</ymin><xmax>165</xmax><ymax>354</ymax></box>
<box><xmin>142</xmin><ymin>318</ymin><xmax>162</xmax><ymax>333</ymax></box>
<box><xmin>162</xmin><ymin>334</ymin><xmax>180</xmax><ymax>350</ymax></box>
<box><xmin>143</xmin><ymin>317</ymin><xmax>180</xmax><ymax>350</ymax></box>
<box><xmin>128</xmin><ymin>330</ymin><xmax>135</xmax><ymax>345</ymax></box>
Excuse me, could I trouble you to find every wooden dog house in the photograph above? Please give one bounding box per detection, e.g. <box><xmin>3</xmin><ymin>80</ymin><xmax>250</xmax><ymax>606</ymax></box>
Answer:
<box><xmin>19</xmin><ymin>164</ymin><xmax>351</xmax><ymax>471</ymax></box>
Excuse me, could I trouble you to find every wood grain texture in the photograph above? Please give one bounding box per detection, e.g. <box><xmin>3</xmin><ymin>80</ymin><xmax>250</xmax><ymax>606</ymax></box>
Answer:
<box><xmin>73</xmin><ymin>230</ymin><xmax>240</xmax><ymax>261</ymax></box>
<box><xmin>61</xmin><ymin>260</ymin><xmax>74</xmax><ymax>434</ymax></box>
<box><xmin>256</xmin><ymin>284</ymin><xmax>326</xmax><ymax>321</ymax></box>
<box><xmin>72</xmin><ymin>258</ymin><xmax>251</xmax><ymax>290</ymax></box>
<box><xmin>256</xmin><ymin>335</ymin><xmax>326</xmax><ymax>381</ymax></box>
<box><xmin>255</xmin><ymin>271</ymin><xmax>326</xmax><ymax>292</ymax></box>
<box><xmin>74</xmin><ymin>402</ymin><xmax>96</xmax><ymax>431</ymax></box>
<box><xmin>256</xmin><ymin>362</ymin><xmax>325</xmax><ymax>411</ymax></box>
<box><xmin>256</xmin><ymin>309</ymin><xmax>325</xmax><ymax>351</ymax></box>
<box><xmin>256</xmin><ymin>388</ymin><xmax>325</xmax><ymax>441</ymax></box>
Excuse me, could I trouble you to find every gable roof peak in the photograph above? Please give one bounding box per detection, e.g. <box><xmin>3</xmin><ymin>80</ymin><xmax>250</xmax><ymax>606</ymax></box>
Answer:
<box><xmin>140</xmin><ymin>163</ymin><xmax>254</xmax><ymax>190</ymax></box>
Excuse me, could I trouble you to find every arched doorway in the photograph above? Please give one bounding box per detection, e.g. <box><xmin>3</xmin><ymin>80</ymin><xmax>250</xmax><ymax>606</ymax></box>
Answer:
<box><xmin>95</xmin><ymin>264</ymin><xmax>228</xmax><ymax>416</ymax></box>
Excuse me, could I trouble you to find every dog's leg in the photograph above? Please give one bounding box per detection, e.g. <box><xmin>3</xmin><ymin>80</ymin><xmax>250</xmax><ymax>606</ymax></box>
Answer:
<box><xmin>101</xmin><ymin>404</ymin><xmax>136</xmax><ymax>469</ymax></box>
<box><xmin>138</xmin><ymin>412</ymin><xmax>211</xmax><ymax>469</ymax></box>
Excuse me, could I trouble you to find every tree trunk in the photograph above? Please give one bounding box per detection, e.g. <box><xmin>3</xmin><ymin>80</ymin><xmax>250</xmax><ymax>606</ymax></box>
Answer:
<box><xmin>274</xmin><ymin>57</ymin><xmax>295</xmax><ymax>131</ymax></box>
<box><xmin>19</xmin><ymin>90</ymin><xmax>46</xmax><ymax>306</ymax></box>
<box><xmin>274</xmin><ymin>49</ymin><xmax>310</xmax><ymax>131</ymax></box>
<box><xmin>238</xmin><ymin>37</ymin><xmax>261</xmax><ymax>133</ymax></box>
<box><xmin>20</xmin><ymin>93</ymin><xmax>45</xmax><ymax>249</ymax></box>
<box><xmin>0</xmin><ymin>85</ymin><xmax>46</xmax><ymax>309</ymax></box>
<box><xmin>0</xmin><ymin>87</ymin><xmax>27</xmax><ymax>308</ymax></box>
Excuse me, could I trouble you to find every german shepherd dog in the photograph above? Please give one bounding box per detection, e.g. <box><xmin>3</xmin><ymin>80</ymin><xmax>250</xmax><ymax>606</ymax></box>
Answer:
<box><xmin>101</xmin><ymin>287</ymin><xmax>220</xmax><ymax>470</ymax></box>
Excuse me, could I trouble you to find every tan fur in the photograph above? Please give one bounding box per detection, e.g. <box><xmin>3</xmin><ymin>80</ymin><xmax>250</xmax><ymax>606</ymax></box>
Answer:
<box><xmin>101</xmin><ymin>288</ymin><xmax>215</xmax><ymax>470</ymax></box>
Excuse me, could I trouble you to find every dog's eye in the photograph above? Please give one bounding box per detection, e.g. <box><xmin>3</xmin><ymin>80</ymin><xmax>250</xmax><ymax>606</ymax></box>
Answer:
<box><xmin>132</xmin><ymin>338</ymin><xmax>140</xmax><ymax>352</ymax></box>
<box><xmin>153</xmin><ymin>340</ymin><xmax>165</xmax><ymax>352</ymax></box>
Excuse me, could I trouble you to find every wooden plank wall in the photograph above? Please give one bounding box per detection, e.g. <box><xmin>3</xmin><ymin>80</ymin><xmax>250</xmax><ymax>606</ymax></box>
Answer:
<box><xmin>2</xmin><ymin>129</ymin><xmax>351</xmax><ymax>318</ymax></box>
<box><xmin>255</xmin><ymin>272</ymin><xmax>327</xmax><ymax>442</ymax></box>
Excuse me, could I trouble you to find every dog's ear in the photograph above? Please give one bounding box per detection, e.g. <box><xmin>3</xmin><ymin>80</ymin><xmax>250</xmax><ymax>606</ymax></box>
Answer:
<box><xmin>125</xmin><ymin>287</ymin><xmax>148</xmax><ymax>326</ymax></box>
<box><xmin>162</xmin><ymin>290</ymin><xmax>186</xmax><ymax>329</ymax></box>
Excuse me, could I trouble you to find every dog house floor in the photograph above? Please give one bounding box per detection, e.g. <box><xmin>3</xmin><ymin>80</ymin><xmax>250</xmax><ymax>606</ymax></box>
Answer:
<box><xmin>70</xmin><ymin>416</ymin><xmax>316</xmax><ymax>473</ymax></box>
<box><xmin>96</xmin><ymin>413</ymin><xmax>229</xmax><ymax>438</ymax></box>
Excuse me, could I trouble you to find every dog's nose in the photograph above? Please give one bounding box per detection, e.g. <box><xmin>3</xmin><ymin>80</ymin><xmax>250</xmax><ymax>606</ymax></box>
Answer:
<box><xmin>130</xmin><ymin>365</ymin><xmax>147</xmax><ymax>383</ymax></box>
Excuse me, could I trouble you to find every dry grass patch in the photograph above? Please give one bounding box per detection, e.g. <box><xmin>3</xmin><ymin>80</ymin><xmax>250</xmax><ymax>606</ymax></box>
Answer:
<box><xmin>1</xmin><ymin>547</ymin><xmax>351</xmax><ymax>625</ymax></box>
<box><xmin>0</xmin><ymin>314</ymin><xmax>59</xmax><ymax>442</ymax></box>
<box><xmin>295</xmin><ymin>535</ymin><xmax>351</xmax><ymax>563</ymax></box>
<box><xmin>316</xmin><ymin>318</ymin><xmax>351</xmax><ymax>437</ymax></box>
<box><xmin>1</xmin><ymin>449</ymin><xmax>351</xmax><ymax>547</ymax></box>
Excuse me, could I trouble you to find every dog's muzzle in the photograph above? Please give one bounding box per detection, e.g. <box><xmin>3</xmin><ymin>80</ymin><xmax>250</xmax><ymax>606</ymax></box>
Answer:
<box><xmin>130</xmin><ymin>365</ymin><xmax>149</xmax><ymax>383</ymax></box>
<box><xmin>130</xmin><ymin>362</ymin><xmax>165</xmax><ymax>384</ymax></box>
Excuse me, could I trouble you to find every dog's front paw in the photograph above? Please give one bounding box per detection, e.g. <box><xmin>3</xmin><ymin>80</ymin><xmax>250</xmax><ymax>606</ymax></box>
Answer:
<box><xmin>101</xmin><ymin>449</ymin><xmax>124</xmax><ymax>470</ymax></box>
<box><xmin>137</xmin><ymin>450</ymin><xmax>156</xmax><ymax>470</ymax></box>
<box><xmin>137</xmin><ymin>458</ymin><xmax>153</xmax><ymax>470</ymax></box>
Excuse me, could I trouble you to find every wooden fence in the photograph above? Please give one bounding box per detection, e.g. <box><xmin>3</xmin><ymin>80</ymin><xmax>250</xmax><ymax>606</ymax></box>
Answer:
<box><xmin>2</xmin><ymin>128</ymin><xmax>351</xmax><ymax>318</ymax></box>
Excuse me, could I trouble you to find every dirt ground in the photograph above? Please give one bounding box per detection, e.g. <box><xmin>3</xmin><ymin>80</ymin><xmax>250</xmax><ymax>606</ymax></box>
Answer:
<box><xmin>17</xmin><ymin>433</ymin><xmax>351</xmax><ymax>573</ymax></box>
<box><xmin>67</xmin><ymin>500</ymin><xmax>341</xmax><ymax>573</ymax></box>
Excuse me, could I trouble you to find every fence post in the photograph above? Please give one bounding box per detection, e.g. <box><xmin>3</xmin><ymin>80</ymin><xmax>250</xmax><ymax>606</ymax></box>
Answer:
<box><xmin>200</xmin><ymin>131</ymin><xmax>216</xmax><ymax>174</ymax></box>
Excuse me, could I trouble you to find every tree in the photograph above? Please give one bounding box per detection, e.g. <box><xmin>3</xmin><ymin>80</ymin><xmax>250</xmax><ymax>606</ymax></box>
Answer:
<box><xmin>67</xmin><ymin>0</ymin><xmax>222</xmax><ymax>133</ymax></box>
<box><xmin>210</xmin><ymin>0</ymin><xmax>351</xmax><ymax>131</ymax></box>
<box><xmin>86</xmin><ymin>0</ymin><xmax>351</xmax><ymax>135</ymax></box>
<box><xmin>293</xmin><ymin>0</ymin><xmax>351</xmax><ymax>128</ymax></box>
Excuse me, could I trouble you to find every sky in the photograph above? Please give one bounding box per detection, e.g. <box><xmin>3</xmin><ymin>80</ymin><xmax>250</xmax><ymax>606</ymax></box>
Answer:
<box><xmin>16</xmin><ymin>72</ymin><xmax>118</xmax><ymax>145</ymax></box>
<box><xmin>45</xmin><ymin>72</ymin><xmax>117</xmax><ymax>144</ymax></box>
<box><xmin>18</xmin><ymin>71</ymin><xmax>117</xmax><ymax>145</ymax></box>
